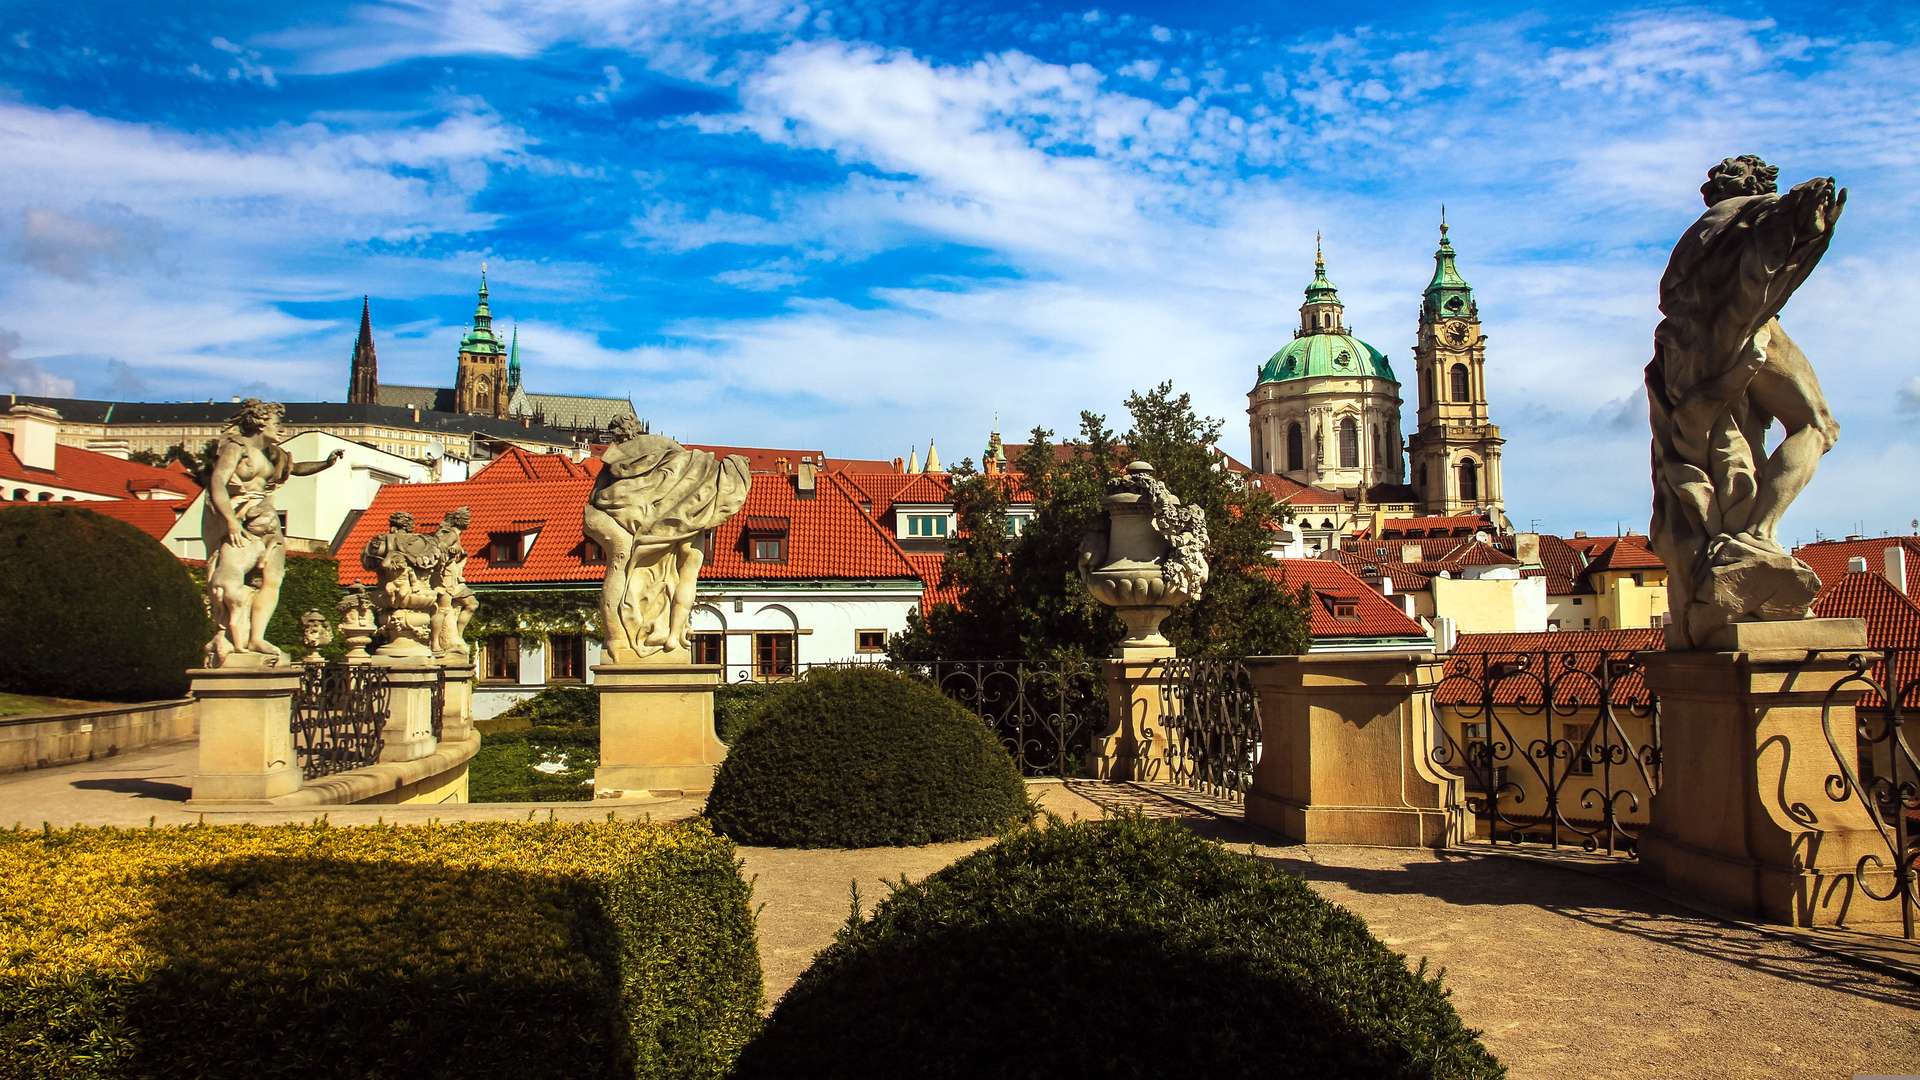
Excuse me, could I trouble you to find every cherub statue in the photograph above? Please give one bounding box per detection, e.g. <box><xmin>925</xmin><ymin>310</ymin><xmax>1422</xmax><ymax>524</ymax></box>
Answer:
<box><xmin>431</xmin><ymin>507</ymin><xmax>479</xmax><ymax>659</ymax></box>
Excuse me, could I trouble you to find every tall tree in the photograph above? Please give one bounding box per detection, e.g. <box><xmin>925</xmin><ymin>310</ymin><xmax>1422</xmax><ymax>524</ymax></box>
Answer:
<box><xmin>892</xmin><ymin>383</ymin><xmax>1310</xmax><ymax>663</ymax></box>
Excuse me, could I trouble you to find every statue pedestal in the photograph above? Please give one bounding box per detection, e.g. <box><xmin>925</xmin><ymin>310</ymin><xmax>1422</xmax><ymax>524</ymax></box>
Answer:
<box><xmin>593</xmin><ymin>660</ymin><xmax>726</xmax><ymax>795</ymax></box>
<box><xmin>1640</xmin><ymin>618</ymin><xmax>1906</xmax><ymax>928</ymax></box>
<box><xmin>189</xmin><ymin>666</ymin><xmax>304</xmax><ymax>803</ymax></box>
<box><xmin>372</xmin><ymin>658</ymin><xmax>440</xmax><ymax>763</ymax></box>
<box><xmin>438</xmin><ymin>660</ymin><xmax>475</xmax><ymax>743</ymax></box>
<box><xmin>1094</xmin><ymin>645</ymin><xmax>1174</xmax><ymax>782</ymax></box>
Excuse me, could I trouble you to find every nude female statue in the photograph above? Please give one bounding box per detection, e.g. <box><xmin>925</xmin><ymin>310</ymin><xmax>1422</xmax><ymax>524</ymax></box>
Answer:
<box><xmin>1647</xmin><ymin>156</ymin><xmax>1845</xmax><ymax>647</ymax></box>
<box><xmin>583</xmin><ymin>418</ymin><xmax>750</xmax><ymax>663</ymax></box>
<box><xmin>203</xmin><ymin>400</ymin><xmax>344</xmax><ymax>666</ymax></box>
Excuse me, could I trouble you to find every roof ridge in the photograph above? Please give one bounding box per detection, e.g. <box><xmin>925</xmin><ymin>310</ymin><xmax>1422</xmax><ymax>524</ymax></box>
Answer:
<box><xmin>823</xmin><ymin>471</ymin><xmax>920</xmax><ymax>579</ymax></box>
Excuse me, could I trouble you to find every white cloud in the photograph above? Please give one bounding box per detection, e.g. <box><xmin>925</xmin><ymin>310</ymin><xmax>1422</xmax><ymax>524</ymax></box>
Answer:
<box><xmin>577</xmin><ymin>65</ymin><xmax>625</xmax><ymax>105</ymax></box>
<box><xmin>1116</xmin><ymin>58</ymin><xmax>1159</xmax><ymax>81</ymax></box>
<box><xmin>0</xmin><ymin>329</ymin><xmax>76</xmax><ymax>397</ymax></box>
<box><xmin>1899</xmin><ymin>377</ymin><xmax>1920</xmax><ymax>413</ymax></box>
<box><xmin>714</xmin><ymin>260</ymin><xmax>805</xmax><ymax>290</ymax></box>
<box><xmin>1149</xmin><ymin>25</ymin><xmax>1172</xmax><ymax>44</ymax></box>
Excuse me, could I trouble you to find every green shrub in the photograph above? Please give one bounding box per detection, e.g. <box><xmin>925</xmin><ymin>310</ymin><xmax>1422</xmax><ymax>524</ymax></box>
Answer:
<box><xmin>734</xmin><ymin>816</ymin><xmax>1503</xmax><ymax>1080</ymax></box>
<box><xmin>0</xmin><ymin>507</ymin><xmax>210</xmax><ymax>701</ymax></box>
<box><xmin>470</xmin><ymin>726</ymin><xmax>600</xmax><ymax>802</ymax></box>
<box><xmin>264</xmin><ymin>552</ymin><xmax>344</xmax><ymax>661</ymax></box>
<box><xmin>493</xmin><ymin>684</ymin><xmax>600</xmax><ymax>728</ymax></box>
<box><xmin>715</xmin><ymin>681</ymin><xmax>775</xmax><ymax>744</ymax></box>
<box><xmin>704</xmin><ymin>667</ymin><xmax>1028</xmax><ymax>848</ymax></box>
<box><xmin>0</xmin><ymin>820</ymin><xmax>762</xmax><ymax>1079</ymax></box>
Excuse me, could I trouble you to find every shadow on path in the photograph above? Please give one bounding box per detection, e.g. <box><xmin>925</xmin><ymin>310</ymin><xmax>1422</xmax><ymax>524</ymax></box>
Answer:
<box><xmin>69</xmin><ymin>778</ymin><xmax>190</xmax><ymax>802</ymax></box>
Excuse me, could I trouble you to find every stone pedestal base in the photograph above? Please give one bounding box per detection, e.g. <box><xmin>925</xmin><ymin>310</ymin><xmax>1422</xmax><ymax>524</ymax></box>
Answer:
<box><xmin>1244</xmin><ymin>653</ymin><xmax>1457</xmax><ymax>848</ymax></box>
<box><xmin>594</xmin><ymin>662</ymin><xmax>726</xmax><ymax>794</ymax></box>
<box><xmin>1093</xmin><ymin>645</ymin><xmax>1174</xmax><ymax>782</ymax></box>
<box><xmin>190</xmin><ymin>666</ymin><xmax>304</xmax><ymax>802</ymax></box>
<box><xmin>373</xmin><ymin>658</ymin><xmax>440</xmax><ymax>763</ymax></box>
<box><xmin>1640</xmin><ymin>617</ymin><xmax>1905</xmax><ymax>928</ymax></box>
<box><xmin>438</xmin><ymin>660</ymin><xmax>475</xmax><ymax>744</ymax></box>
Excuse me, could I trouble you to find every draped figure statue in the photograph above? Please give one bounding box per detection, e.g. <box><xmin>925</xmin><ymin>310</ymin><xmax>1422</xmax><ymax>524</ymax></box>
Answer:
<box><xmin>584</xmin><ymin>419</ymin><xmax>751</xmax><ymax>663</ymax></box>
<box><xmin>1647</xmin><ymin>155</ymin><xmax>1845</xmax><ymax>648</ymax></box>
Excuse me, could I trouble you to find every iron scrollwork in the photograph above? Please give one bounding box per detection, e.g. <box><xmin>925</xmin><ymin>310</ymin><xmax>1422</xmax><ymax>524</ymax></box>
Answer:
<box><xmin>293</xmin><ymin>662</ymin><xmax>389</xmax><ymax>779</ymax></box>
<box><xmin>1156</xmin><ymin>658</ymin><xmax>1261</xmax><ymax>804</ymax></box>
<box><xmin>1819</xmin><ymin>649</ymin><xmax>1919</xmax><ymax>939</ymax></box>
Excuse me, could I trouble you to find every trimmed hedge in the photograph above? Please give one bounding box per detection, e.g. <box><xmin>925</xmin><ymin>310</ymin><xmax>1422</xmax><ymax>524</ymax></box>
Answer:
<box><xmin>704</xmin><ymin>667</ymin><xmax>1029</xmax><ymax>848</ymax></box>
<box><xmin>733</xmin><ymin>816</ymin><xmax>1504</xmax><ymax>1079</ymax></box>
<box><xmin>0</xmin><ymin>820</ymin><xmax>762</xmax><ymax>1079</ymax></box>
<box><xmin>265</xmin><ymin>552</ymin><xmax>345</xmax><ymax>661</ymax></box>
<box><xmin>0</xmin><ymin>507</ymin><xmax>210</xmax><ymax>701</ymax></box>
<box><xmin>714</xmin><ymin>681</ymin><xmax>774</xmax><ymax>744</ymax></box>
<box><xmin>494</xmin><ymin>684</ymin><xmax>599</xmax><ymax>728</ymax></box>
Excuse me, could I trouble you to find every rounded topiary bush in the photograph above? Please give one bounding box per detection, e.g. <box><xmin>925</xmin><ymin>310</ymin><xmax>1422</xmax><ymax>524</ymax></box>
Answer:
<box><xmin>704</xmin><ymin>667</ymin><xmax>1028</xmax><ymax>847</ymax></box>
<box><xmin>733</xmin><ymin>816</ymin><xmax>1504</xmax><ymax>1080</ymax></box>
<box><xmin>0</xmin><ymin>507</ymin><xmax>210</xmax><ymax>701</ymax></box>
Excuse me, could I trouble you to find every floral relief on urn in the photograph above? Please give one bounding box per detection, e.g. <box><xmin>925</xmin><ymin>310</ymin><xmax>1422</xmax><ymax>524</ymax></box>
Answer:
<box><xmin>1078</xmin><ymin>461</ymin><xmax>1209</xmax><ymax>648</ymax></box>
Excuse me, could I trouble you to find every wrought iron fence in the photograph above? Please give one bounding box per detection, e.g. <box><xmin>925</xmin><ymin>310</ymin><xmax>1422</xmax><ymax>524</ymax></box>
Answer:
<box><xmin>293</xmin><ymin>662</ymin><xmax>389</xmax><ymax>780</ymax></box>
<box><xmin>1428</xmin><ymin>649</ymin><xmax>1661</xmax><ymax>857</ymax></box>
<box><xmin>1820</xmin><ymin>649</ymin><xmax>1920</xmax><ymax>939</ymax></box>
<box><xmin>1156</xmin><ymin>658</ymin><xmax>1261</xmax><ymax>803</ymax></box>
<box><xmin>730</xmin><ymin>658</ymin><xmax>1105</xmax><ymax>776</ymax></box>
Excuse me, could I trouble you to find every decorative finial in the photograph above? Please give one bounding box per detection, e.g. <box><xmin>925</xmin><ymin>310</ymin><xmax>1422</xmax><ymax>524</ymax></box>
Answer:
<box><xmin>1439</xmin><ymin>204</ymin><xmax>1449</xmax><ymax>241</ymax></box>
<box><xmin>1314</xmin><ymin>230</ymin><xmax>1324</xmax><ymax>270</ymax></box>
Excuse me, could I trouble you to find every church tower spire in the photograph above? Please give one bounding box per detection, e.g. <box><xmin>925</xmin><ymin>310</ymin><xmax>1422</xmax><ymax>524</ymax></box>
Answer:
<box><xmin>1298</xmin><ymin>232</ymin><xmax>1347</xmax><ymax>337</ymax></box>
<box><xmin>1407</xmin><ymin>213</ymin><xmax>1505</xmax><ymax>520</ymax></box>
<box><xmin>348</xmin><ymin>296</ymin><xmax>379</xmax><ymax>405</ymax></box>
<box><xmin>506</xmin><ymin>324</ymin><xmax>522</xmax><ymax>396</ymax></box>
<box><xmin>453</xmin><ymin>263</ymin><xmax>509</xmax><ymax>418</ymax></box>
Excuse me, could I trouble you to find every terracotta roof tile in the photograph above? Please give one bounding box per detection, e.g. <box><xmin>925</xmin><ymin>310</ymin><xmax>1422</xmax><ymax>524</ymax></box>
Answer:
<box><xmin>4</xmin><ymin>498</ymin><xmax>190</xmax><ymax>541</ymax></box>
<box><xmin>469</xmin><ymin>446</ymin><xmax>599</xmax><ymax>483</ymax></box>
<box><xmin>1263</xmin><ymin>559</ymin><xmax>1429</xmax><ymax>642</ymax></box>
<box><xmin>1250</xmin><ymin>473</ymin><xmax>1345</xmax><ymax>506</ymax></box>
<box><xmin>0</xmin><ymin>433</ymin><xmax>200</xmax><ymax>501</ymax></box>
<box><xmin>1322</xmin><ymin>550</ymin><xmax>1432</xmax><ymax>594</ymax></box>
<box><xmin>1377</xmin><ymin>515</ymin><xmax>1496</xmax><ymax>538</ymax></box>
<box><xmin>1582</xmin><ymin>535</ymin><xmax>1664</xmax><ymax>574</ymax></box>
<box><xmin>904</xmin><ymin>552</ymin><xmax>959</xmax><ymax>613</ymax></box>
<box><xmin>1811</xmin><ymin>569</ymin><xmax>1920</xmax><ymax>707</ymax></box>
<box><xmin>1437</xmin><ymin>629</ymin><xmax>1664</xmax><ymax>706</ymax></box>
<box><xmin>1795</xmin><ymin>536</ymin><xmax>1920</xmax><ymax>595</ymax></box>
<box><xmin>1532</xmin><ymin>534</ymin><xmax>1589</xmax><ymax>596</ymax></box>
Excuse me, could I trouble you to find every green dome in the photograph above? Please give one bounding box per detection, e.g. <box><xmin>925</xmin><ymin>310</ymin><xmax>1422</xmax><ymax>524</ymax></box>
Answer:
<box><xmin>1257</xmin><ymin>333</ymin><xmax>1398</xmax><ymax>386</ymax></box>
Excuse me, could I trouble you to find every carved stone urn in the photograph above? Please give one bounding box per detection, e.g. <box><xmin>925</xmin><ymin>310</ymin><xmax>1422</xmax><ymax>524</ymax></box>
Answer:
<box><xmin>1079</xmin><ymin>461</ymin><xmax>1209</xmax><ymax>649</ymax></box>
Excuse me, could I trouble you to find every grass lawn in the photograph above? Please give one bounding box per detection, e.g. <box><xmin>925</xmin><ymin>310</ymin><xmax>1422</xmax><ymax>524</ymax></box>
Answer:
<box><xmin>469</xmin><ymin>727</ymin><xmax>599</xmax><ymax>802</ymax></box>
<box><xmin>0</xmin><ymin>691</ymin><xmax>104</xmax><ymax>719</ymax></box>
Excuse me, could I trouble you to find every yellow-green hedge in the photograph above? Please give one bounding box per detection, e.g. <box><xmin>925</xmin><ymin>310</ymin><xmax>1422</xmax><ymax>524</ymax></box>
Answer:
<box><xmin>0</xmin><ymin>820</ymin><xmax>761</xmax><ymax>1079</ymax></box>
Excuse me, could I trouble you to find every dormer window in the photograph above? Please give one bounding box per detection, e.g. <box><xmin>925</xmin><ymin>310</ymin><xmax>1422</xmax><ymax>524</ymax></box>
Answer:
<box><xmin>905</xmin><ymin>513</ymin><xmax>950</xmax><ymax>538</ymax></box>
<box><xmin>744</xmin><ymin>516</ymin><xmax>790</xmax><ymax>563</ymax></box>
<box><xmin>487</xmin><ymin>530</ymin><xmax>537</xmax><ymax>566</ymax></box>
<box><xmin>580</xmin><ymin>539</ymin><xmax>606</xmax><ymax>565</ymax></box>
<box><xmin>1328</xmin><ymin>596</ymin><xmax>1360</xmax><ymax>620</ymax></box>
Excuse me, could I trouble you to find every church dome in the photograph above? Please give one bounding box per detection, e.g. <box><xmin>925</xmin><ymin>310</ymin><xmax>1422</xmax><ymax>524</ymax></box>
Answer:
<box><xmin>1257</xmin><ymin>333</ymin><xmax>1397</xmax><ymax>386</ymax></box>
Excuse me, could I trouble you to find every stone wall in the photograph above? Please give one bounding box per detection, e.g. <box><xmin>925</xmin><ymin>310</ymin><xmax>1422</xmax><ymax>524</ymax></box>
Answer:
<box><xmin>0</xmin><ymin>699</ymin><xmax>195</xmax><ymax>774</ymax></box>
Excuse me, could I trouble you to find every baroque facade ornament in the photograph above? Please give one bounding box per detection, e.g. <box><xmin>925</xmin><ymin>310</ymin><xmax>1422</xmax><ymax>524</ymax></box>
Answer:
<box><xmin>202</xmin><ymin>399</ymin><xmax>344</xmax><ymax>667</ymax></box>
<box><xmin>1078</xmin><ymin>461</ymin><xmax>1209</xmax><ymax>648</ymax></box>
<box><xmin>584</xmin><ymin>419</ymin><xmax>751</xmax><ymax>663</ymax></box>
<box><xmin>1647</xmin><ymin>155</ymin><xmax>1845</xmax><ymax>648</ymax></box>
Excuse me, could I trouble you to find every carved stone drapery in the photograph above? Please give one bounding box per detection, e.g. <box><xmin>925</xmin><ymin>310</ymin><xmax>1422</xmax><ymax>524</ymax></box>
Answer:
<box><xmin>1078</xmin><ymin>461</ymin><xmax>1209</xmax><ymax>649</ymax></box>
<box><xmin>1647</xmin><ymin>156</ymin><xmax>1845</xmax><ymax>648</ymax></box>
<box><xmin>360</xmin><ymin>511</ymin><xmax>443</xmax><ymax>658</ymax></box>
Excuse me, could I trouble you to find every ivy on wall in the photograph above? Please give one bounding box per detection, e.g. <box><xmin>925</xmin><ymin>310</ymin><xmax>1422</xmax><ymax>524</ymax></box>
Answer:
<box><xmin>466</xmin><ymin>590</ymin><xmax>603</xmax><ymax>644</ymax></box>
<box><xmin>184</xmin><ymin>552</ymin><xmax>346</xmax><ymax>661</ymax></box>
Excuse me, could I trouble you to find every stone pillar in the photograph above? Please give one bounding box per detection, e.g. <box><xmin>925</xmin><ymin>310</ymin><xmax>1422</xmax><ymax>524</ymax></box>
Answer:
<box><xmin>189</xmin><ymin>666</ymin><xmax>304</xmax><ymax>803</ymax></box>
<box><xmin>1639</xmin><ymin>618</ymin><xmax>1905</xmax><ymax>928</ymax></box>
<box><xmin>438</xmin><ymin>659</ymin><xmax>475</xmax><ymax>743</ymax></box>
<box><xmin>1093</xmin><ymin>646</ymin><xmax>1173</xmax><ymax>782</ymax></box>
<box><xmin>374</xmin><ymin>659</ymin><xmax>440</xmax><ymax>763</ymax></box>
<box><xmin>594</xmin><ymin>659</ymin><xmax>727</xmax><ymax>795</ymax></box>
<box><xmin>1244</xmin><ymin>652</ymin><xmax>1459</xmax><ymax>847</ymax></box>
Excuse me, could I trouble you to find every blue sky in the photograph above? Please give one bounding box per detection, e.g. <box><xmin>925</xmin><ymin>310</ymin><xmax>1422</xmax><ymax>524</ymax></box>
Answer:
<box><xmin>1</xmin><ymin>1</ymin><xmax>1916</xmax><ymax>542</ymax></box>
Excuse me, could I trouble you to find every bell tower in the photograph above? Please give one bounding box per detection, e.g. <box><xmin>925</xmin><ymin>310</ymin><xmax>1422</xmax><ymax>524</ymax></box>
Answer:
<box><xmin>1407</xmin><ymin>212</ymin><xmax>1504</xmax><ymax>518</ymax></box>
<box><xmin>453</xmin><ymin>265</ymin><xmax>509</xmax><ymax>418</ymax></box>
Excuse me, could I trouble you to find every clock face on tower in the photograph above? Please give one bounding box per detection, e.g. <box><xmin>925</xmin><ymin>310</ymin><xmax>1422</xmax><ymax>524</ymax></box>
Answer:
<box><xmin>1443</xmin><ymin>321</ymin><xmax>1470</xmax><ymax>348</ymax></box>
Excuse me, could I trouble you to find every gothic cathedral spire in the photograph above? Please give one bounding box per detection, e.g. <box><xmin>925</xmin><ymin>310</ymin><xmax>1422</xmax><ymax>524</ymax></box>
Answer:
<box><xmin>348</xmin><ymin>296</ymin><xmax>378</xmax><ymax>404</ymax></box>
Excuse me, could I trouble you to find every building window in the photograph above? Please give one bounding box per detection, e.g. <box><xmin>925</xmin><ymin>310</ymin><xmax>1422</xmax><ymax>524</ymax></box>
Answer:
<box><xmin>1458</xmin><ymin>459</ymin><xmax>1480</xmax><ymax>503</ymax></box>
<box><xmin>856</xmin><ymin>629</ymin><xmax>887</xmax><ymax>653</ymax></box>
<box><xmin>483</xmin><ymin>635</ymin><xmax>520</xmax><ymax>682</ymax></box>
<box><xmin>905</xmin><ymin>514</ymin><xmax>950</xmax><ymax>538</ymax></box>
<box><xmin>581</xmin><ymin>540</ymin><xmax>606</xmax><ymax>565</ymax></box>
<box><xmin>36</xmin><ymin>492</ymin><xmax>52</xmax><ymax>502</ymax></box>
<box><xmin>1451</xmin><ymin>363</ymin><xmax>1471</xmax><ymax>402</ymax></box>
<box><xmin>548</xmin><ymin>634</ymin><xmax>586</xmax><ymax>682</ymax></box>
<box><xmin>691</xmin><ymin>632</ymin><xmax>724</xmax><ymax>666</ymax></box>
<box><xmin>1561</xmin><ymin>723</ymin><xmax>1594</xmax><ymax>776</ymax></box>
<box><xmin>754</xmin><ymin>632</ymin><xmax>795</xmax><ymax>679</ymax></box>
<box><xmin>1003</xmin><ymin>515</ymin><xmax>1032</xmax><ymax>538</ymax></box>
<box><xmin>487</xmin><ymin>532</ymin><xmax>528</xmax><ymax>566</ymax></box>
<box><xmin>1286</xmin><ymin>423</ymin><xmax>1303</xmax><ymax>472</ymax></box>
<box><xmin>1338</xmin><ymin>418</ymin><xmax>1358</xmax><ymax>469</ymax></box>
<box><xmin>751</xmin><ymin>536</ymin><xmax>787</xmax><ymax>562</ymax></box>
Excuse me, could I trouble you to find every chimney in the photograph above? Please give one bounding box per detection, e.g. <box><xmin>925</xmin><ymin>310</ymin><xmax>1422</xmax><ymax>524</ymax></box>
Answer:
<box><xmin>1400</xmin><ymin>542</ymin><xmax>1422</xmax><ymax>564</ymax></box>
<box><xmin>85</xmin><ymin>438</ymin><xmax>132</xmax><ymax>460</ymax></box>
<box><xmin>1433</xmin><ymin>615</ymin><xmax>1459</xmax><ymax>654</ymax></box>
<box><xmin>1884</xmin><ymin>546</ymin><xmax>1908</xmax><ymax>593</ymax></box>
<box><xmin>1515</xmin><ymin>532</ymin><xmax>1541</xmax><ymax>566</ymax></box>
<box><xmin>795</xmin><ymin>457</ymin><xmax>817</xmax><ymax>499</ymax></box>
<box><xmin>1573</xmin><ymin>530</ymin><xmax>1588</xmax><ymax>539</ymax></box>
<box><xmin>1847</xmin><ymin>556</ymin><xmax>1869</xmax><ymax>573</ymax></box>
<box><xmin>7</xmin><ymin>403</ymin><xmax>60</xmax><ymax>471</ymax></box>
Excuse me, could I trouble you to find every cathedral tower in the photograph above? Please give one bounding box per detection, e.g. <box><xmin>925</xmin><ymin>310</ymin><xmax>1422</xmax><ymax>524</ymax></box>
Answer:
<box><xmin>347</xmin><ymin>296</ymin><xmax>378</xmax><ymax>405</ymax></box>
<box><xmin>1406</xmin><ymin>215</ymin><xmax>1504</xmax><ymax>518</ymax></box>
<box><xmin>453</xmin><ymin>266</ymin><xmax>509</xmax><ymax>418</ymax></box>
<box><xmin>1247</xmin><ymin>237</ymin><xmax>1404</xmax><ymax>493</ymax></box>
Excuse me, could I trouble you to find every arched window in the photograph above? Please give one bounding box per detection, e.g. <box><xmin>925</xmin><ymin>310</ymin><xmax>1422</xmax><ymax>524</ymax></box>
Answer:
<box><xmin>1286</xmin><ymin>423</ymin><xmax>1303</xmax><ymax>472</ymax></box>
<box><xmin>1371</xmin><ymin>424</ymin><xmax>1382</xmax><ymax>465</ymax></box>
<box><xmin>1458</xmin><ymin>458</ymin><xmax>1480</xmax><ymax>502</ymax></box>
<box><xmin>1450</xmin><ymin>363</ymin><xmax>1471</xmax><ymax>402</ymax></box>
<box><xmin>1338</xmin><ymin>417</ymin><xmax>1358</xmax><ymax>469</ymax></box>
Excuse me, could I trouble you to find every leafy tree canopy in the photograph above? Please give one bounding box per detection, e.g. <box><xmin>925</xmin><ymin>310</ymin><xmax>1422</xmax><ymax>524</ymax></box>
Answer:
<box><xmin>891</xmin><ymin>382</ymin><xmax>1312</xmax><ymax>664</ymax></box>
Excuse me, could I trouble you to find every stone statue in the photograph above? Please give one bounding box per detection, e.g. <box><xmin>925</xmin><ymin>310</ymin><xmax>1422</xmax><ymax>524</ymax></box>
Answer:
<box><xmin>1647</xmin><ymin>155</ymin><xmax>1845</xmax><ymax>648</ymax></box>
<box><xmin>360</xmin><ymin>510</ymin><xmax>443</xmax><ymax>658</ymax></box>
<box><xmin>1078</xmin><ymin>461</ymin><xmax>1209</xmax><ymax>648</ymax></box>
<box><xmin>203</xmin><ymin>399</ymin><xmax>345</xmax><ymax>666</ymax></box>
<box><xmin>299</xmin><ymin>611</ymin><xmax>333</xmax><ymax>664</ymax></box>
<box><xmin>336</xmin><ymin>584</ymin><xmax>377</xmax><ymax>661</ymax></box>
<box><xmin>584</xmin><ymin>418</ymin><xmax>751</xmax><ymax>663</ymax></box>
<box><xmin>430</xmin><ymin>507</ymin><xmax>478</xmax><ymax>660</ymax></box>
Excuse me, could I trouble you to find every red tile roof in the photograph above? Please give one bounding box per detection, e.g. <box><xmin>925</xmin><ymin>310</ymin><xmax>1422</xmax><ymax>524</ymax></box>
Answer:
<box><xmin>1250</xmin><ymin>473</ymin><xmax>1345</xmax><ymax>506</ymax></box>
<box><xmin>904</xmin><ymin>552</ymin><xmax>959</xmax><ymax>613</ymax></box>
<box><xmin>685</xmin><ymin>444</ymin><xmax>825</xmax><ymax>474</ymax></box>
<box><xmin>1532</xmin><ymin>534</ymin><xmax>1589</xmax><ymax>596</ymax></box>
<box><xmin>1795</xmin><ymin>536</ymin><xmax>1920</xmax><ymax>595</ymax></box>
<box><xmin>1377</xmin><ymin>515</ymin><xmax>1495</xmax><ymax>538</ymax></box>
<box><xmin>837</xmin><ymin>471</ymin><xmax>921</xmax><ymax>517</ymax></box>
<box><xmin>1582</xmin><ymin>535</ymin><xmax>1665</xmax><ymax>574</ymax></box>
<box><xmin>1263</xmin><ymin>559</ymin><xmax>1429</xmax><ymax>642</ymax></box>
<box><xmin>1811</xmin><ymin>569</ymin><xmax>1920</xmax><ymax>707</ymax></box>
<box><xmin>337</xmin><ymin>466</ymin><xmax>918</xmax><ymax>587</ymax></box>
<box><xmin>469</xmin><ymin>446</ymin><xmax>600</xmax><ymax>483</ymax></box>
<box><xmin>6</xmin><ymin>498</ymin><xmax>190</xmax><ymax>541</ymax></box>
<box><xmin>0</xmin><ymin>434</ymin><xmax>200</xmax><ymax>501</ymax></box>
<box><xmin>1437</xmin><ymin>628</ymin><xmax>1664</xmax><ymax>706</ymax></box>
<box><xmin>1322</xmin><ymin>549</ymin><xmax>1432</xmax><ymax>594</ymax></box>
<box><xmin>1343</xmin><ymin>536</ymin><xmax>1517</xmax><ymax>569</ymax></box>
